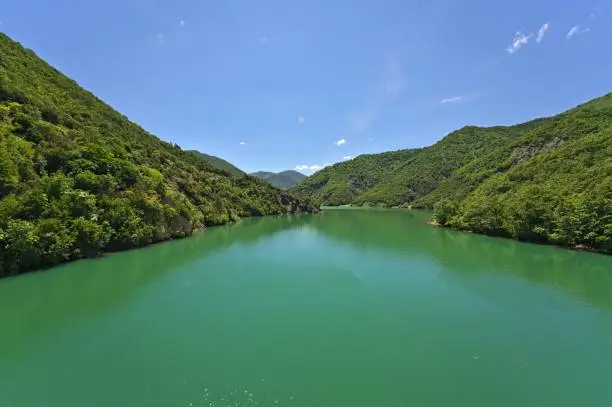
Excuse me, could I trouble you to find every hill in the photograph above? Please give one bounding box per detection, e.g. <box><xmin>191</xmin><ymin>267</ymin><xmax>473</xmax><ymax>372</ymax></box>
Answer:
<box><xmin>250</xmin><ymin>170</ymin><xmax>306</xmax><ymax>189</ymax></box>
<box><xmin>186</xmin><ymin>150</ymin><xmax>244</xmax><ymax>178</ymax></box>
<box><xmin>291</xmin><ymin>94</ymin><xmax>612</xmax><ymax>253</ymax></box>
<box><xmin>0</xmin><ymin>33</ymin><xmax>315</xmax><ymax>276</ymax></box>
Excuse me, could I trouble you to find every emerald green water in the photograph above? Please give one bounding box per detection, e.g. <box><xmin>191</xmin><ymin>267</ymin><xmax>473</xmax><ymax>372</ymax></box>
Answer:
<box><xmin>1</xmin><ymin>209</ymin><xmax>612</xmax><ymax>407</ymax></box>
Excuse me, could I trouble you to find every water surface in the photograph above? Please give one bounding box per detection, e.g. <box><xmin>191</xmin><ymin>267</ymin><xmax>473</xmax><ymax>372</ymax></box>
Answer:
<box><xmin>1</xmin><ymin>209</ymin><xmax>612</xmax><ymax>407</ymax></box>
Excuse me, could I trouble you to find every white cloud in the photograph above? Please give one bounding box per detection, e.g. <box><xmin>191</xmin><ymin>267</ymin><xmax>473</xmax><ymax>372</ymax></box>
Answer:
<box><xmin>567</xmin><ymin>25</ymin><xmax>589</xmax><ymax>39</ymax></box>
<box><xmin>342</xmin><ymin>156</ymin><xmax>353</xmax><ymax>161</ymax></box>
<box><xmin>536</xmin><ymin>22</ymin><xmax>549</xmax><ymax>43</ymax></box>
<box><xmin>295</xmin><ymin>163</ymin><xmax>329</xmax><ymax>174</ymax></box>
<box><xmin>567</xmin><ymin>25</ymin><xmax>580</xmax><ymax>39</ymax></box>
<box><xmin>334</xmin><ymin>138</ymin><xmax>346</xmax><ymax>146</ymax></box>
<box><xmin>156</xmin><ymin>32</ymin><xmax>166</xmax><ymax>44</ymax></box>
<box><xmin>440</xmin><ymin>96</ymin><xmax>462</xmax><ymax>104</ymax></box>
<box><xmin>180</xmin><ymin>20</ymin><xmax>185</xmax><ymax>27</ymax></box>
<box><xmin>506</xmin><ymin>31</ymin><xmax>532</xmax><ymax>54</ymax></box>
<box><xmin>239</xmin><ymin>141</ymin><xmax>246</xmax><ymax>145</ymax></box>
<box><xmin>297</xmin><ymin>116</ymin><xmax>305</xmax><ymax>124</ymax></box>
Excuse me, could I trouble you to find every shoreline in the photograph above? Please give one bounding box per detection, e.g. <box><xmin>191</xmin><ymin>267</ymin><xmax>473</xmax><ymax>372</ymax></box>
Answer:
<box><xmin>1</xmin><ymin>209</ymin><xmax>319</xmax><ymax>280</ymax></box>
<box><xmin>428</xmin><ymin>220</ymin><xmax>608</xmax><ymax>256</ymax></box>
<box><xmin>321</xmin><ymin>205</ymin><xmax>609</xmax><ymax>256</ymax></box>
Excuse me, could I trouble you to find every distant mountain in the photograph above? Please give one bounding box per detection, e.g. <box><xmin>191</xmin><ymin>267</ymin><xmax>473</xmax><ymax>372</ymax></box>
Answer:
<box><xmin>250</xmin><ymin>170</ymin><xmax>307</xmax><ymax>189</ymax></box>
<box><xmin>186</xmin><ymin>150</ymin><xmax>244</xmax><ymax>178</ymax></box>
<box><xmin>291</xmin><ymin>93</ymin><xmax>612</xmax><ymax>254</ymax></box>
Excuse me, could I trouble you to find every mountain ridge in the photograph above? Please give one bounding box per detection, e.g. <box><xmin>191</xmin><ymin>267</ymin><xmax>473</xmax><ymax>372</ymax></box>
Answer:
<box><xmin>250</xmin><ymin>170</ymin><xmax>306</xmax><ymax>189</ymax></box>
<box><xmin>186</xmin><ymin>150</ymin><xmax>244</xmax><ymax>178</ymax></box>
<box><xmin>291</xmin><ymin>93</ymin><xmax>612</xmax><ymax>253</ymax></box>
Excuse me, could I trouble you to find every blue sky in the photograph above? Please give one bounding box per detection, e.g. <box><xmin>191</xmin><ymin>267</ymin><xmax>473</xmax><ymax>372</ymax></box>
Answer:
<box><xmin>2</xmin><ymin>0</ymin><xmax>611</xmax><ymax>174</ymax></box>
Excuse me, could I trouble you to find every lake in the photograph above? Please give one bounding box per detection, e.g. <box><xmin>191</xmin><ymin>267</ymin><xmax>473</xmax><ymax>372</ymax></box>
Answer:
<box><xmin>1</xmin><ymin>209</ymin><xmax>612</xmax><ymax>407</ymax></box>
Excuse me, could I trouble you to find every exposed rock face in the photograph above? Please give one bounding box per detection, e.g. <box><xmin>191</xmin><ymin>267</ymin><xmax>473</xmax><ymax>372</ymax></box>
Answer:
<box><xmin>510</xmin><ymin>137</ymin><xmax>562</xmax><ymax>165</ymax></box>
<box><xmin>278</xmin><ymin>192</ymin><xmax>319</xmax><ymax>213</ymax></box>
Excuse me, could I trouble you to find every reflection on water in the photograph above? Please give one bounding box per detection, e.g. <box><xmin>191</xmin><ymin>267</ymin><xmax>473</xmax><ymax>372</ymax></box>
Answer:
<box><xmin>310</xmin><ymin>209</ymin><xmax>612</xmax><ymax>310</ymax></box>
<box><xmin>1</xmin><ymin>209</ymin><xmax>611</xmax><ymax>407</ymax></box>
<box><xmin>0</xmin><ymin>214</ymin><xmax>318</xmax><ymax>358</ymax></box>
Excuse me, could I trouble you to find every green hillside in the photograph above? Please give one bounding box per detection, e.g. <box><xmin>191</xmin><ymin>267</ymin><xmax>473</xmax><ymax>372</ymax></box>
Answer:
<box><xmin>186</xmin><ymin>150</ymin><xmax>244</xmax><ymax>178</ymax></box>
<box><xmin>250</xmin><ymin>171</ymin><xmax>276</xmax><ymax>181</ymax></box>
<box><xmin>291</xmin><ymin>94</ymin><xmax>612</xmax><ymax>253</ymax></box>
<box><xmin>0</xmin><ymin>33</ymin><xmax>315</xmax><ymax>276</ymax></box>
<box><xmin>291</xmin><ymin>149</ymin><xmax>423</xmax><ymax>205</ymax></box>
<box><xmin>250</xmin><ymin>170</ymin><xmax>306</xmax><ymax>189</ymax></box>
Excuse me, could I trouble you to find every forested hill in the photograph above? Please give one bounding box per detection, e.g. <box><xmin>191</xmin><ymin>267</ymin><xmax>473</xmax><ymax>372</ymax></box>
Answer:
<box><xmin>291</xmin><ymin>94</ymin><xmax>612</xmax><ymax>254</ymax></box>
<box><xmin>250</xmin><ymin>170</ymin><xmax>306</xmax><ymax>189</ymax></box>
<box><xmin>186</xmin><ymin>150</ymin><xmax>245</xmax><ymax>178</ymax></box>
<box><xmin>0</xmin><ymin>33</ymin><xmax>315</xmax><ymax>276</ymax></box>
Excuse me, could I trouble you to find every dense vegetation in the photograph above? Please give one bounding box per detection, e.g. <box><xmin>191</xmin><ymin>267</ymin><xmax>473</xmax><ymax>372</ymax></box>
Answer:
<box><xmin>291</xmin><ymin>149</ymin><xmax>423</xmax><ymax>205</ymax></box>
<box><xmin>250</xmin><ymin>170</ymin><xmax>306</xmax><ymax>189</ymax></box>
<box><xmin>186</xmin><ymin>150</ymin><xmax>245</xmax><ymax>178</ymax></box>
<box><xmin>0</xmin><ymin>33</ymin><xmax>313</xmax><ymax>276</ymax></box>
<box><xmin>292</xmin><ymin>94</ymin><xmax>612</xmax><ymax>253</ymax></box>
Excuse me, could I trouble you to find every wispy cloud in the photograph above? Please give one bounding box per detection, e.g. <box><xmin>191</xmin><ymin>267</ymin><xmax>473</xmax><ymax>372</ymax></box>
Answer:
<box><xmin>342</xmin><ymin>156</ymin><xmax>353</xmax><ymax>161</ymax></box>
<box><xmin>334</xmin><ymin>138</ymin><xmax>346</xmax><ymax>146</ymax></box>
<box><xmin>297</xmin><ymin>116</ymin><xmax>305</xmax><ymax>124</ymax></box>
<box><xmin>506</xmin><ymin>31</ymin><xmax>533</xmax><ymax>54</ymax></box>
<box><xmin>590</xmin><ymin>4</ymin><xmax>604</xmax><ymax>19</ymax></box>
<box><xmin>347</xmin><ymin>56</ymin><xmax>406</xmax><ymax>133</ymax></box>
<box><xmin>348</xmin><ymin>106</ymin><xmax>380</xmax><ymax>133</ymax></box>
<box><xmin>536</xmin><ymin>22</ymin><xmax>549</xmax><ymax>43</ymax></box>
<box><xmin>259</xmin><ymin>36</ymin><xmax>269</xmax><ymax>45</ymax></box>
<box><xmin>440</xmin><ymin>96</ymin><xmax>462</xmax><ymax>104</ymax></box>
<box><xmin>567</xmin><ymin>25</ymin><xmax>580</xmax><ymax>39</ymax></box>
<box><xmin>239</xmin><ymin>141</ymin><xmax>246</xmax><ymax>146</ymax></box>
<box><xmin>156</xmin><ymin>32</ymin><xmax>166</xmax><ymax>44</ymax></box>
<box><xmin>180</xmin><ymin>20</ymin><xmax>185</xmax><ymax>27</ymax></box>
<box><xmin>381</xmin><ymin>58</ymin><xmax>406</xmax><ymax>97</ymax></box>
<box><xmin>567</xmin><ymin>25</ymin><xmax>590</xmax><ymax>39</ymax></box>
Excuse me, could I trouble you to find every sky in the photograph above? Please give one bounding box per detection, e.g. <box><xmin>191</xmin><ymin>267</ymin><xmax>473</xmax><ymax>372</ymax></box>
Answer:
<box><xmin>2</xmin><ymin>0</ymin><xmax>611</xmax><ymax>174</ymax></box>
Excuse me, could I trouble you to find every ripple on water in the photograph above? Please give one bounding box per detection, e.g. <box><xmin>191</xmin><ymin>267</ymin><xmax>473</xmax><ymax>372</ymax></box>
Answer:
<box><xmin>196</xmin><ymin>384</ymin><xmax>294</xmax><ymax>407</ymax></box>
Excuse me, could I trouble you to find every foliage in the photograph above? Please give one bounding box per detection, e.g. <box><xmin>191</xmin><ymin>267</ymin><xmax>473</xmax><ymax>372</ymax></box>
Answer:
<box><xmin>250</xmin><ymin>170</ymin><xmax>307</xmax><ymax>189</ymax></box>
<box><xmin>292</xmin><ymin>94</ymin><xmax>612</xmax><ymax>253</ymax></box>
<box><xmin>432</xmin><ymin>199</ymin><xmax>457</xmax><ymax>226</ymax></box>
<box><xmin>0</xmin><ymin>33</ymin><xmax>313</xmax><ymax>276</ymax></box>
<box><xmin>186</xmin><ymin>150</ymin><xmax>244</xmax><ymax>178</ymax></box>
<box><xmin>291</xmin><ymin>149</ymin><xmax>422</xmax><ymax>205</ymax></box>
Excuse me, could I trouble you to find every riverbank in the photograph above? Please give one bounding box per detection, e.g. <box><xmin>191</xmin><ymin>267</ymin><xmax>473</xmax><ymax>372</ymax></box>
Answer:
<box><xmin>1</xmin><ymin>204</ymin><xmax>318</xmax><ymax>279</ymax></box>
<box><xmin>429</xmin><ymin>218</ymin><xmax>609</xmax><ymax>256</ymax></box>
<box><xmin>325</xmin><ymin>205</ymin><xmax>610</xmax><ymax>256</ymax></box>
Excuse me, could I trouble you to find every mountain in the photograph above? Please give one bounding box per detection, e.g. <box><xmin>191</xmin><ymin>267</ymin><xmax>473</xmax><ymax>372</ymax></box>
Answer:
<box><xmin>250</xmin><ymin>170</ymin><xmax>307</xmax><ymax>189</ymax></box>
<box><xmin>186</xmin><ymin>150</ymin><xmax>244</xmax><ymax>178</ymax></box>
<box><xmin>0</xmin><ymin>33</ymin><xmax>315</xmax><ymax>276</ymax></box>
<box><xmin>291</xmin><ymin>94</ymin><xmax>612</xmax><ymax>253</ymax></box>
